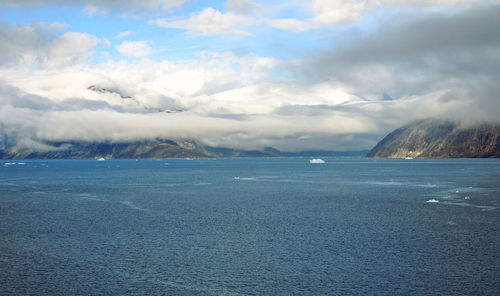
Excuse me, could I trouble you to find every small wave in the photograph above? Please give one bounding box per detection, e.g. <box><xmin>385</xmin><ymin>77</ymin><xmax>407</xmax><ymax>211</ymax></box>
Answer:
<box><xmin>234</xmin><ymin>177</ymin><xmax>257</xmax><ymax>181</ymax></box>
<box><xmin>440</xmin><ymin>201</ymin><xmax>497</xmax><ymax>211</ymax></box>
<box><xmin>416</xmin><ymin>184</ymin><xmax>440</xmax><ymax>188</ymax></box>
<box><xmin>120</xmin><ymin>201</ymin><xmax>150</xmax><ymax>212</ymax></box>
<box><xmin>367</xmin><ymin>181</ymin><xmax>406</xmax><ymax>186</ymax></box>
<box><xmin>193</xmin><ymin>182</ymin><xmax>211</xmax><ymax>186</ymax></box>
<box><xmin>77</xmin><ymin>194</ymin><xmax>109</xmax><ymax>202</ymax></box>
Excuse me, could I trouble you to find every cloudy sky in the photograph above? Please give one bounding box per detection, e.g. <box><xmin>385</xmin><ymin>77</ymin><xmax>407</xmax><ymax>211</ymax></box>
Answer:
<box><xmin>1</xmin><ymin>0</ymin><xmax>499</xmax><ymax>151</ymax></box>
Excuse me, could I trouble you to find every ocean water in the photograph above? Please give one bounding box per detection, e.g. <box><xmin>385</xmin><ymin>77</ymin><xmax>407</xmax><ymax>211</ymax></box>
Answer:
<box><xmin>0</xmin><ymin>158</ymin><xmax>499</xmax><ymax>295</ymax></box>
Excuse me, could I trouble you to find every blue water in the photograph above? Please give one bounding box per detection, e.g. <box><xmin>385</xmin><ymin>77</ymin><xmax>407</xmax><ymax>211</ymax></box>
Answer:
<box><xmin>1</xmin><ymin>158</ymin><xmax>499</xmax><ymax>295</ymax></box>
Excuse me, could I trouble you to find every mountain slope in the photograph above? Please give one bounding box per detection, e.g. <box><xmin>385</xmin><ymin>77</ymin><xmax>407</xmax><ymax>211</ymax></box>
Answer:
<box><xmin>367</xmin><ymin>120</ymin><xmax>500</xmax><ymax>158</ymax></box>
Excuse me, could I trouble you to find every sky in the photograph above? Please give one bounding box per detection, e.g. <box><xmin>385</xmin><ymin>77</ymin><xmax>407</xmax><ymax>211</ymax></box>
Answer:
<box><xmin>0</xmin><ymin>0</ymin><xmax>499</xmax><ymax>151</ymax></box>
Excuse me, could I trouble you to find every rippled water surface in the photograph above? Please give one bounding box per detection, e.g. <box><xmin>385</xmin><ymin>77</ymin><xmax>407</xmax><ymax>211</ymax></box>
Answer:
<box><xmin>1</xmin><ymin>158</ymin><xmax>499</xmax><ymax>295</ymax></box>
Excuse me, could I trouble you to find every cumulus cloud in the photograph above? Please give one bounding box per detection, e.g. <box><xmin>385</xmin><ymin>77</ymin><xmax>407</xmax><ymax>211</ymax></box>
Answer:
<box><xmin>0</xmin><ymin>23</ymin><xmax>100</xmax><ymax>69</ymax></box>
<box><xmin>0</xmin><ymin>24</ymin><xmax>40</xmax><ymax>66</ymax></box>
<box><xmin>116</xmin><ymin>41</ymin><xmax>152</xmax><ymax>58</ymax></box>
<box><xmin>151</xmin><ymin>7</ymin><xmax>254</xmax><ymax>35</ymax></box>
<box><xmin>39</xmin><ymin>32</ymin><xmax>100</xmax><ymax>68</ymax></box>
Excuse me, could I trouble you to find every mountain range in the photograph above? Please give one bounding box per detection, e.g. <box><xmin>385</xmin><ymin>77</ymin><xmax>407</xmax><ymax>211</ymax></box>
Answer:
<box><xmin>2</xmin><ymin>119</ymin><xmax>499</xmax><ymax>159</ymax></box>
<box><xmin>0</xmin><ymin>138</ymin><xmax>367</xmax><ymax>159</ymax></box>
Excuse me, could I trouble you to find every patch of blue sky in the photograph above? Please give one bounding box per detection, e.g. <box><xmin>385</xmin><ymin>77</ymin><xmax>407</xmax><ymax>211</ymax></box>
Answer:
<box><xmin>1</xmin><ymin>5</ymin><xmax>68</xmax><ymax>26</ymax></box>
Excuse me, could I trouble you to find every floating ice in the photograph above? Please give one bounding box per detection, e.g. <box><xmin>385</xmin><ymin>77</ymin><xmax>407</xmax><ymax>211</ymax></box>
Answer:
<box><xmin>309</xmin><ymin>158</ymin><xmax>325</xmax><ymax>164</ymax></box>
<box><xmin>426</xmin><ymin>199</ymin><xmax>439</xmax><ymax>203</ymax></box>
<box><xmin>464</xmin><ymin>196</ymin><xmax>470</xmax><ymax>200</ymax></box>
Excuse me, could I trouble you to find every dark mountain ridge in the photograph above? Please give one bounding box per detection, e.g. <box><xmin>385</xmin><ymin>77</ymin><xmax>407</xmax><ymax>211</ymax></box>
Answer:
<box><xmin>367</xmin><ymin>120</ymin><xmax>500</xmax><ymax>158</ymax></box>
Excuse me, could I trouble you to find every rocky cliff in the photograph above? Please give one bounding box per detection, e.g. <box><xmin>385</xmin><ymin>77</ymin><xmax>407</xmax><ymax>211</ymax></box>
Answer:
<box><xmin>367</xmin><ymin>120</ymin><xmax>500</xmax><ymax>158</ymax></box>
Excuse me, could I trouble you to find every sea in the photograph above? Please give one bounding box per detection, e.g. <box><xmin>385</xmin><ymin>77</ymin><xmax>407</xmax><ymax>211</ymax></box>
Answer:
<box><xmin>0</xmin><ymin>158</ymin><xmax>499</xmax><ymax>295</ymax></box>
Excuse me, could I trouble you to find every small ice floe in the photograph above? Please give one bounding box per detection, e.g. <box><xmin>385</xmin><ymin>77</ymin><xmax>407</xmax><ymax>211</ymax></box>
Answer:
<box><xmin>426</xmin><ymin>199</ymin><xmax>440</xmax><ymax>203</ymax></box>
<box><xmin>96</xmin><ymin>157</ymin><xmax>106</xmax><ymax>161</ymax></box>
<box><xmin>464</xmin><ymin>196</ymin><xmax>470</xmax><ymax>200</ymax></box>
<box><xmin>455</xmin><ymin>190</ymin><xmax>460</xmax><ymax>193</ymax></box>
<box><xmin>309</xmin><ymin>158</ymin><xmax>325</xmax><ymax>164</ymax></box>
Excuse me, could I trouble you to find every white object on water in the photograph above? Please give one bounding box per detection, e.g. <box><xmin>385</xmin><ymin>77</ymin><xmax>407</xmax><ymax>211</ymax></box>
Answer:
<box><xmin>310</xmin><ymin>158</ymin><xmax>325</xmax><ymax>164</ymax></box>
<box><xmin>426</xmin><ymin>199</ymin><xmax>439</xmax><ymax>203</ymax></box>
<box><xmin>405</xmin><ymin>157</ymin><xmax>414</xmax><ymax>159</ymax></box>
<box><xmin>97</xmin><ymin>158</ymin><xmax>106</xmax><ymax>161</ymax></box>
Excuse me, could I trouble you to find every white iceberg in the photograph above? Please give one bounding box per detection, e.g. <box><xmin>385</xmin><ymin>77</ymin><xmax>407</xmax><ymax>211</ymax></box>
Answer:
<box><xmin>426</xmin><ymin>199</ymin><xmax>439</xmax><ymax>203</ymax></box>
<box><xmin>309</xmin><ymin>158</ymin><xmax>325</xmax><ymax>164</ymax></box>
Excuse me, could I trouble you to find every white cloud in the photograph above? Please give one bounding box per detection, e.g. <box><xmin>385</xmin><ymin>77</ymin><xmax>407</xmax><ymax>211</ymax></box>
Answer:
<box><xmin>313</xmin><ymin>0</ymin><xmax>367</xmax><ymax>25</ymax></box>
<box><xmin>39</xmin><ymin>32</ymin><xmax>100</xmax><ymax>69</ymax></box>
<box><xmin>116</xmin><ymin>41</ymin><xmax>152</xmax><ymax>58</ymax></box>
<box><xmin>151</xmin><ymin>7</ymin><xmax>254</xmax><ymax>35</ymax></box>
<box><xmin>0</xmin><ymin>24</ymin><xmax>100</xmax><ymax>69</ymax></box>
<box><xmin>115</xmin><ymin>31</ymin><xmax>133</xmax><ymax>39</ymax></box>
